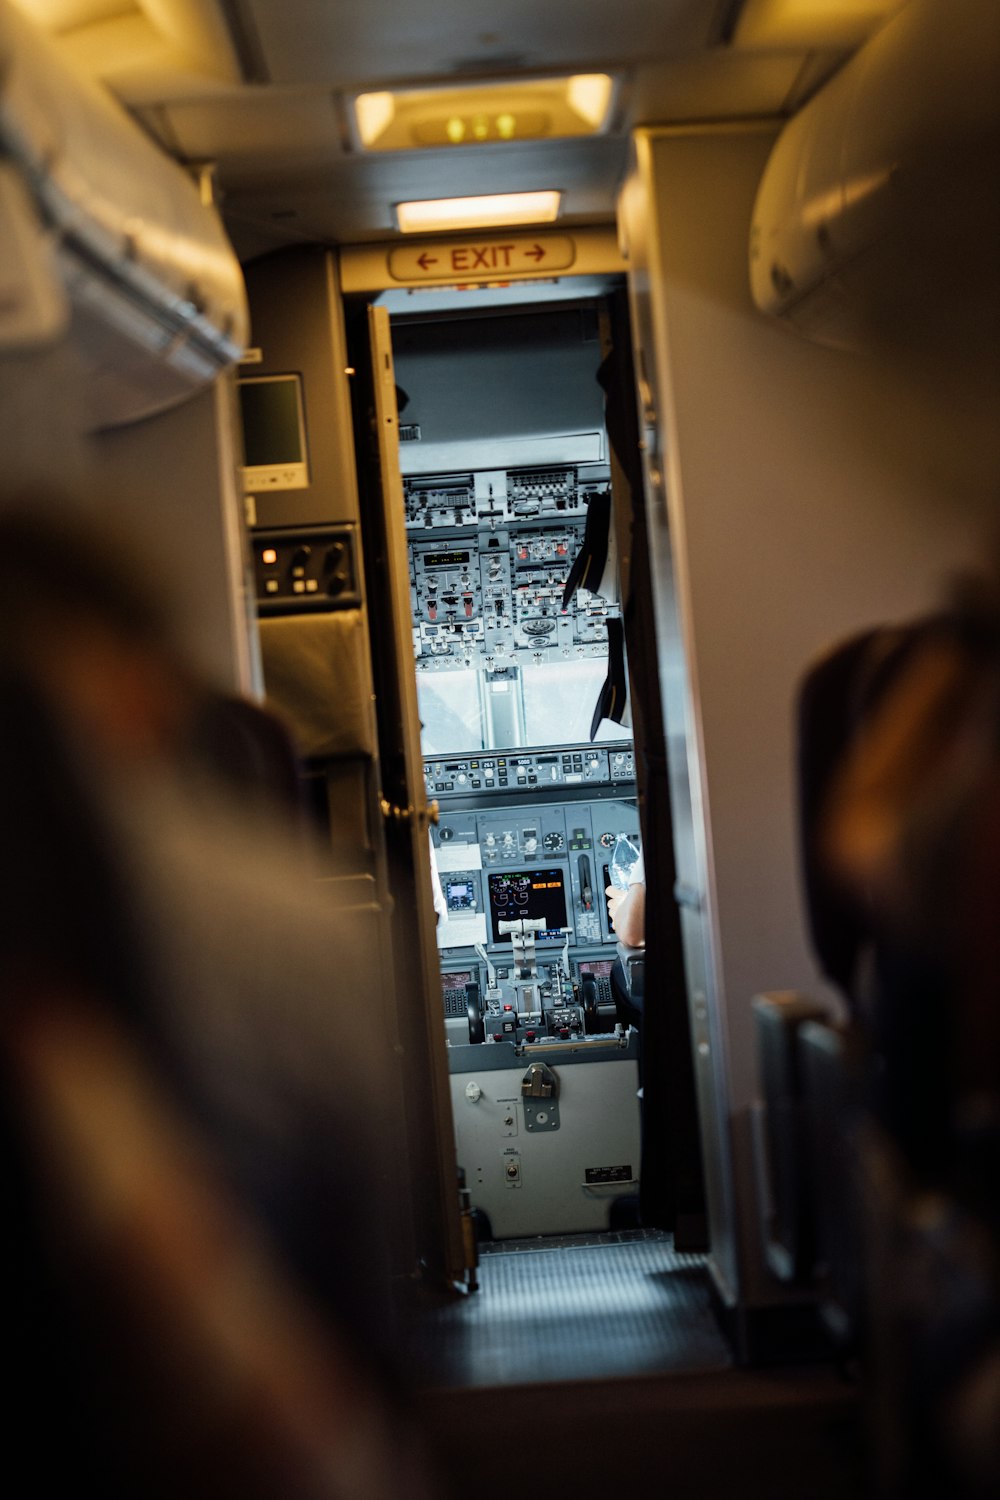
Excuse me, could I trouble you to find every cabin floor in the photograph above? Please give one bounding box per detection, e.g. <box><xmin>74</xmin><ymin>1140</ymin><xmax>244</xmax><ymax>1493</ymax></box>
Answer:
<box><xmin>408</xmin><ymin>1229</ymin><xmax>867</xmax><ymax>1499</ymax></box>
<box><xmin>411</xmin><ymin>1228</ymin><xmax>727</xmax><ymax>1386</ymax></box>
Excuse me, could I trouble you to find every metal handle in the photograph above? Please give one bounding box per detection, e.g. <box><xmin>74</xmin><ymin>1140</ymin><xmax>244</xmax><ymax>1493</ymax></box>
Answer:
<box><xmin>380</xmin><ymin>797</ymin><xmax>439</xmax><ymax>825</ymax></box>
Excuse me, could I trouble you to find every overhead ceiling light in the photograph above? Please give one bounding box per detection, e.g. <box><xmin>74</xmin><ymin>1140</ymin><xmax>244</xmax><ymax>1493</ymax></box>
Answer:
<box><xmin>351</xmin><ymin>75</ymin><xmax>615</xmax><ymax>153</ymax></box>
<box><xmin>395</xmin><ymin>191</ymin><xmax>562</xmax><ymax>234</ymax></box>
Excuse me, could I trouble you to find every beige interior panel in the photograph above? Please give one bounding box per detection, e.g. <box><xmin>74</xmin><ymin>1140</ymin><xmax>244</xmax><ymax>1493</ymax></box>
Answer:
<box><xmin>258</xmin><ymin>609</ymin><xmax>376</xmax><ymax>761</ymax></box>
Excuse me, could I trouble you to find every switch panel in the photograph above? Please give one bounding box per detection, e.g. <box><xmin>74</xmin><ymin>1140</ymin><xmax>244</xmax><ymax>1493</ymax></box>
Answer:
<box><xmin>253</xmin><ymin>525</ymin><xmax>360</xmax><ymax>613</ymax></box>
<box><xmin>408</xmin><ymin>465</ymin><xmax>620</xmax><ymax>673</ymax></box>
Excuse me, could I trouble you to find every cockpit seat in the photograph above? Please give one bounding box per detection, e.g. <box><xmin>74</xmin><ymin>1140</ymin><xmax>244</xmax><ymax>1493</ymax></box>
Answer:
<box><xmin>612</xmin><ymin>941</ymin><xmax>645</xmax><ymax>1032</ymax></box>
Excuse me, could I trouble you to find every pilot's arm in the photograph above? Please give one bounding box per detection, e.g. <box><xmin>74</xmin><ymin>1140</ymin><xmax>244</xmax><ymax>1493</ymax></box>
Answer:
<box><xmin>429</xmin><ymin>833</ymin><xmax>448</xmax><ymax>925</ymax></box>
<box><xmin>606</xmin><ymin>877</ymin><xmax>645</xmax><ymax>948</ymax></box>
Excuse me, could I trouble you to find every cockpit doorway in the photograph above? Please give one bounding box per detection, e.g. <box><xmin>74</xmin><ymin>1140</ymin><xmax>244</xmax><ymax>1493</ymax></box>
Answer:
<box><xmin>345</xmin><ymin>268</ymin><xmax>706</xmax><ymax>1260</ymax></box>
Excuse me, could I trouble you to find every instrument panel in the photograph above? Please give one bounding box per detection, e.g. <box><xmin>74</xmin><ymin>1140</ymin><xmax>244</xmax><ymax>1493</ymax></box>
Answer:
<box><xmin>433</xmin><ymin>794</ymin><xmax>638</xmax><ymax>950</ymax></box>
<box><xmin>409</xmin><ymin>463</ymin><xmax>619</xmax><ymax>674</ymax></box>
<box><xmin>433</xmin><ymin>793</ymin><xmax>639</xmax><ymax>1053</ymax></box>
<box><xmin>424</xmin><ymin>742</ymin><xmax>635</xmax><ymax>800</ymax></box>
<box><xmin>412</xmin><ymin>463</ymin><xmax>639</xmax><ymax>1055</ymax></box>
<box><xmin>404</xmin><ymin>464</ymin><xmax>606</xmax><ymax>531</ymax></box>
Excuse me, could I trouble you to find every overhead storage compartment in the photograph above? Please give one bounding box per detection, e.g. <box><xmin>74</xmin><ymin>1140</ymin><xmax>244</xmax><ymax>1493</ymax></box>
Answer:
<box><xmin>749</xmin><ymin>0</ymin><xmax>1000</xmax><ymax>357</ymax></box>
<box><xmin>0</xmin><ymin>0</ymin><xmax>247</xmax><ymax>427</ymax></box>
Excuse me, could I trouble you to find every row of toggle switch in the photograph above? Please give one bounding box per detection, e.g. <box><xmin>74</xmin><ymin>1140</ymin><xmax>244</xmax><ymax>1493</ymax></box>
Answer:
<box><xmin>424</xmin><ymin>745</ymin><xmax>627</xmax><ymax>799</ymax></box>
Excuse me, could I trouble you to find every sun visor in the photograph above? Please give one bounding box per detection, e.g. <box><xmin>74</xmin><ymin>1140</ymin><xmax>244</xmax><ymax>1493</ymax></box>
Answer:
<box><xmin>0</xmin><ymin>0</ymin><xmax>247</xmax><ymax>427</ymax></box>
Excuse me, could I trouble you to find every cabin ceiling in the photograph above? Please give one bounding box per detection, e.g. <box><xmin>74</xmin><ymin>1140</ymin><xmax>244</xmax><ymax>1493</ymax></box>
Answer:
<box><xmin>12</xmin><ymin>0</ymin><xmax>907</xmax><ymax>259</ymax></box>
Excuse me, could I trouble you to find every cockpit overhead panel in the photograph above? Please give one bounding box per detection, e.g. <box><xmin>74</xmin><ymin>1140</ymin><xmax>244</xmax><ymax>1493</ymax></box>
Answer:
<box><xmin>404</xmin><ymin>474</ymin><xmax>477</xmax><ymax>529</ymax></box>
<box><xmin>410</xmin><ymin>465</ymin><xmax>618</xmax><ymax>675</ymax></box>
<box><xmin>404</xmin><ymin>464</ymin><xmax>606</xmax><ymax>531</ymax></box>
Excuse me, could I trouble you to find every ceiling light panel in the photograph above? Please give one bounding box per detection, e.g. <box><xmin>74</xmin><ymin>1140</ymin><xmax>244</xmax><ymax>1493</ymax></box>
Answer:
<box><xmin>395</xmin><ymin>191</ymin><xmax>562</xmax><ymax>234</ymax></box>
<box><xmin>352</xmin><ymin>75</ymin><xmax>615</xmax><ymax>153</ymax></box>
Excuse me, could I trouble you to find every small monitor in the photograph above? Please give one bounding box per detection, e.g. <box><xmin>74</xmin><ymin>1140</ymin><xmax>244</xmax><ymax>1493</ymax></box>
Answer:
<box><xmin>445</xmin><ymin>878</ymin><xmax>476</xmax><ymax>913</ymax></box>
<box><xmin>488</xmin><ymin>867</ymin><xmax>568</xmax><ymax>944</ymax></box>
<box><xmin>580</xmin><ymin>958</ymin><xmax>614</xmax><ymax>980</ymax></box>
<box><xmin>237</xmin><ymin>373</ymin><xmax>309</xmax><ymax>491</ymax></box>
<box><xmin>442</xmin><ymin>970</ymin><xmax>475</xmax><ymax>994</ymax></box>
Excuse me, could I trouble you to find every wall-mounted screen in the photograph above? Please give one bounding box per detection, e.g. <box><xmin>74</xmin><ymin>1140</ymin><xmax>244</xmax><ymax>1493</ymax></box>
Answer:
<box><xmin>488</xmin><ymin>867</ymin><xmax>568</xmax><ymax>943</ymax></box>
<box><xmin>237</xmin><ymin>373</ymin><xmax>309</xmax><ymax>491</ymax></box>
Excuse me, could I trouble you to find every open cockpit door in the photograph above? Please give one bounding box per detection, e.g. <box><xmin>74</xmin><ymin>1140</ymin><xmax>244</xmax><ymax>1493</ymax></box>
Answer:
<box><xmin>348</xmin><ymin>302</ymin><xmax>468</xmax><ymax>1291</ymax></box>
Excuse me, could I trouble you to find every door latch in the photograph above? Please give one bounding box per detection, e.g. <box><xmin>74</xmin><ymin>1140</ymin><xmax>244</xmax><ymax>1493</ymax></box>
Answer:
<box><xmin>520</xmin><ymin>1060</ymin><xmax>560</xmax><ymax>1131</ymax></box>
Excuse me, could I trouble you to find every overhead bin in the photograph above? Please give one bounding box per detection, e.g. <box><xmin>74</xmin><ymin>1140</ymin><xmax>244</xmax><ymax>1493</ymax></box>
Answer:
<box><xmin>749</xmin><ymin>0</ymin><xmax>1000</xmax><ymax>355</ymax></box>
<box><xmin>0</xmin><ymin>0</ymin><xmax>247</xmax><ymax>427</ymax></box>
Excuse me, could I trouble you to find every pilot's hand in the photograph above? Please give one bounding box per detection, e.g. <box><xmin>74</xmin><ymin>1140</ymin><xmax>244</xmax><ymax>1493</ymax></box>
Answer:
<box><xmin>606</xmin><ymin>880</ymin><xmax>646</xmax><ymax>946</ymax></box>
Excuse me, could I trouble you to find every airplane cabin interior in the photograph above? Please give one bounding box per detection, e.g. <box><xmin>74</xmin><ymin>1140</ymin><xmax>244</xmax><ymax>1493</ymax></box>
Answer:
<box><xmin>0</xmin><ymin>1</ymin><xmax>998</xmax><ymax>1497</ymax></box>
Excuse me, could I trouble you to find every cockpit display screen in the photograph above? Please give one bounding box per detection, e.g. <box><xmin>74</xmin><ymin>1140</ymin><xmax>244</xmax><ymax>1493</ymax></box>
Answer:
<box><xmin>445</xmin><ymin>879</ymin><xmax>475</xmax><ymax>911</ymax></box>
<box><xmin>423</xmin><ymin>550</ymin><xmax>471</xmax><ymax>568</ymax></box>
<box><xmin>579</xmin><ymin>959</ymin><xmax>615</xmax><ymax>979</ymax></box>
<box><xmin>488</xmin><ymin>868</ymin><xmax>568</xmax><ymax>943</ymax></box>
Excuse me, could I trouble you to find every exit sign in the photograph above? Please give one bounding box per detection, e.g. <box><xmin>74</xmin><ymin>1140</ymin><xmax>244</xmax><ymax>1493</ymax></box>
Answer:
<box><xmin>388</xmin><ymin>234</ymin><xmax>576</xmax><ymax>284</ymax></box>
